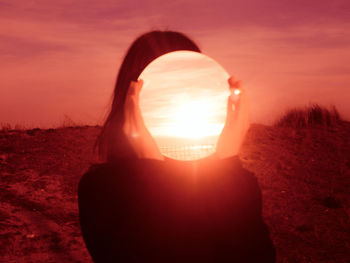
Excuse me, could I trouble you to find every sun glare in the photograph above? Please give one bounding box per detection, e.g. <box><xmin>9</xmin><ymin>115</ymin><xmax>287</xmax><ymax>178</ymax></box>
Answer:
<box><xmin>168</xmin><ymin>97</ymin><xmax>221</xmax><ymax>139</ymax></box>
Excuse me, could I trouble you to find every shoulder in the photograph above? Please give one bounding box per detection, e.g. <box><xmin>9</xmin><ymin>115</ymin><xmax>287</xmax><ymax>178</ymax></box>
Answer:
<box><xmin>78</xmin><ymin>163</ymin><xmax>109</xmax><ymax>201</ymax></box>
<box><xmin>79</xmin><ymin>163</ymin><xmax>111</xmax><ymax>188</ymax></box>
<box><xmin>79</xmin><ymin>159</ymin><xmax>135</xmax><ymax>186</ymax></box>
<box><xmin>197</xmin><ymin>156</ymin><xmax>261</xmax><ymax>202</ymax></box>
<box><xmin>199</xmin><ymin>155</ymin><xmax>257</xmax><ymax>180</ymax></box>
<box><xmin>78</xmin><ymin>158</ymin><xmax>168</xmax><ymax>195</ymax></box>
<box><xmin>78</xmin><ymin>161</ymin><xmax>125</xmax><ymax>202</ymax></box>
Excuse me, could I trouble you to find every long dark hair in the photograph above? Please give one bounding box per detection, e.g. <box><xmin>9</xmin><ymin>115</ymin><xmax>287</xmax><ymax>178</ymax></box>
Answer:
<box><xmin>96</xmin><ymin>31</ymin><xmax>201</xmax><ymax>162</ymax></box>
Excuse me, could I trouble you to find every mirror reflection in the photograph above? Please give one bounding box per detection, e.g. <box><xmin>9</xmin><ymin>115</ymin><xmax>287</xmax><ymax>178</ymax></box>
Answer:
<box><xmin>139</xmin><ymin>51</ymin><xmax>230</xmax><ymax>160</ymax></box>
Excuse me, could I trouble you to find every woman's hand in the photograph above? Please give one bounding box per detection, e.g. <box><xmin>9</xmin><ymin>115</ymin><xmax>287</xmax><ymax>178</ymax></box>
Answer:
<box><xmin>123</xmin><ymin>79</ymin><xmax>164</xmax><ymax>160</ymax></box>
<box><xmin>216</xmin><ymin>76</ymin><xmax>250</xmax><ymax>159</ymax></box>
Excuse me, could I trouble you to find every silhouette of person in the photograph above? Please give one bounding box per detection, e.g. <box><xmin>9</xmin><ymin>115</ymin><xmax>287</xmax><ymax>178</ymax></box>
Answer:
<box><xmin>78</xmin><ymin>31</ymin><xmax>276</xmax><ymax>262</ymax></box>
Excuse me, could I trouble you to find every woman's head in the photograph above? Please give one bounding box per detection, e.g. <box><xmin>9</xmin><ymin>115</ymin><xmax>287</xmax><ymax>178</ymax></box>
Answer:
<box><xmin>96</xmin><ymin>31</ymin><xmax>201</xmax><ymax>162</ymax></box>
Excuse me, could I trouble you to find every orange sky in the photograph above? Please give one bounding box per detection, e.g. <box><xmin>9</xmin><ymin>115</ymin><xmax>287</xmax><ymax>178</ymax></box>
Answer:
<box><xmin>1</xmin><ymin>0</ymin><xmax>350</xmax><ymax>128</ymax></box>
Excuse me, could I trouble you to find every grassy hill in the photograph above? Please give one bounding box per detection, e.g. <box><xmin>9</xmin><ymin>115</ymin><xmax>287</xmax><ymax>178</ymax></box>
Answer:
<box><xmin>0</xmin><ymin>112</ymin><xmax>349</xmax><ymax>262</ymax></box>
<box><xmin>240</xmin><ymin>122</ymin><xmax>350</xmax><ymax>262</ymax></box>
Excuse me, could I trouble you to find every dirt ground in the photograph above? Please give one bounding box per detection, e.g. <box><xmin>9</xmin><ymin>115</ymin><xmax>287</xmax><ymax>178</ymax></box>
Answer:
<box><xmin>0</xmin><ymin>123</ymin><xmax>349</xmax><ymax>262</ymax></box>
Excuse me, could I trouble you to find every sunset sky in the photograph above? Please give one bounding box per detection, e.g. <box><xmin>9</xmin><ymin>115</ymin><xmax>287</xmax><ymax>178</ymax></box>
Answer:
<box><xmin>1</xmin><ymin>0</ymin><xmax>349</xmax><ymax>128</ymax></box>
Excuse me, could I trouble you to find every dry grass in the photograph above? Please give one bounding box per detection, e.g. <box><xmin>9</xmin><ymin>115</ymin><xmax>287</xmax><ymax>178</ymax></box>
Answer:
<box><xmin>275</xmin><ymin>104</ymin><xmax>342</xmax><ymax>129</ymax></box>
<box><xmin>1</xmin><ymin>115</ymin><xmax>82</xmax><ymax>132</ymax></box>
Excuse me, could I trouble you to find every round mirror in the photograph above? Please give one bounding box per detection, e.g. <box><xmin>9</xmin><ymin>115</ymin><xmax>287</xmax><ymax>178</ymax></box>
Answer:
<box><xmin>139</xmin><ymin>51</ymin><xmax>230</xmax><ymax>160</ymax></box>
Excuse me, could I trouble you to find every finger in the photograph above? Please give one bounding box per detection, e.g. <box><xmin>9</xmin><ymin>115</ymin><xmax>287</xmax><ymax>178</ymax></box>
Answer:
<box><xmin>123</xmin><ymin>102</ymin><xmax>132</xmax><ymax>134</ymax></box>
<box><xmin>235</xmin><ymin>80</ymin><xmax>242</xmax><ymax>90</ymax></box>
<box><xmin>228</xmin><ymin>77</ymin><xmax>242</xmax><ymax>94</ymax></box>
<box><xmin>225</xmin><ymin>99</ymin><xmax>239</xmax><ymax>127</ymax></box>
<box><xmin>226</xmin><ymin>85</ymin><xmax>242</xmax><ymax>126</ymax></box>
<box><xmin>128</xmin><ymin>81</ymin><xmax>137</xmax><ymax>96</ymax></box>
<box><xmin>137</xmin><ymin>79</ymin><xmax>144</xmax><ymax>89</ymax></box>
<box><xmin>135</xmin><ymin>79</ymin><xmax>143</xmax><ymax>97</ymax></box>
<box><xmin>129</xmin><ymin>79</ymin><xmax>143</xmax><ymax>99</ymax></box>
<box><xmin>228</xmin><ymin>76</ymin><xmax>235</xmax><ymax>87</ymax></box>
<box><xmin>124</xmin><ymin>84</ymin><xmax>137</xmax><ymax>134</ymax></box>
<box><xmin>227</xmin><ymin>96</ymin><xmax>233</xmax><ymax>114</ymax></box>
<box><xmin>125</xmin><ymin>101</ymin><xmax>138</xmax><ymax>135</ymax></box>
<box><xmin>229</xmin><ymin>80</ymin><xmax>240</xmax><ymax>90</ymax></box>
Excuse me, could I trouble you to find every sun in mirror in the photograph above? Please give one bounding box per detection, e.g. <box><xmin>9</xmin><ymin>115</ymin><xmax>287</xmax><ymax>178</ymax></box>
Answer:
<box><xmin>139</xmin><ymin>51</ymin><xmax>230</xmax><ymax>160</ymax></box>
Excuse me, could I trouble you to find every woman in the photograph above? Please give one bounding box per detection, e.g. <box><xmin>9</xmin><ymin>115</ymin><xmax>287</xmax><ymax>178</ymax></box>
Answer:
<box><xmin>78</xmin><ymin>31</ymin><xmax>276</xmax><ymax>262</ymax></box>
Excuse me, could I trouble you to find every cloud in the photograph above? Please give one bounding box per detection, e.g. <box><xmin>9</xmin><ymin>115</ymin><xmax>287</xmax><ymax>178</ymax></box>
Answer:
<box><xmin>283</xmin><ymin>66</ymin><xmax>350</xmax><ymax>77</ymax></box>
<box><xmin>0</xmin><ymin>35</ymin><xmax>72</xmax><ymax>59</ymax></box>
<box><xmin>2</xmin><ymin>0</ymin><xmax>349</xmax><ymax>32</ymax></box>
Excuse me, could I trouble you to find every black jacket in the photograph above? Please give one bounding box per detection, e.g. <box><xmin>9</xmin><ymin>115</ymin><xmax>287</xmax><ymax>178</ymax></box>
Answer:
<box><xmin>78</xmin><ymin>156</ymin><xmax>276</xmax><ymax>262</ymax></box>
